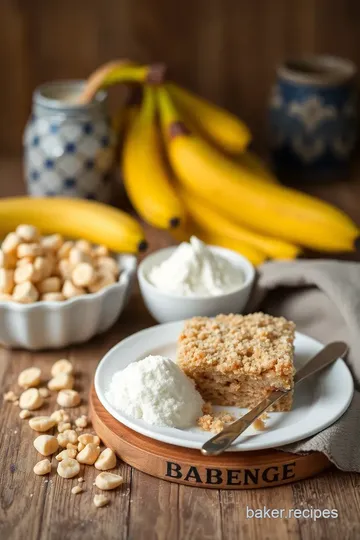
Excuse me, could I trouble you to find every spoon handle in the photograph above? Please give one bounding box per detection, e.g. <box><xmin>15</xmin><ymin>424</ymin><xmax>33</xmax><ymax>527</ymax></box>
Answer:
<box><xmin>201</xmin><ymin>341</ymin><xmax>348</xmax><ymax>456</ymax></box>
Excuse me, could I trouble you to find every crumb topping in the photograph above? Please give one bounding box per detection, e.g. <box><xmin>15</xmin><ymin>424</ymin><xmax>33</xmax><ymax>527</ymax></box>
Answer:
<box><xmin>178</xmin><ymin>313</ymin><xmax>295</xmax><ymax>376</ymax></box>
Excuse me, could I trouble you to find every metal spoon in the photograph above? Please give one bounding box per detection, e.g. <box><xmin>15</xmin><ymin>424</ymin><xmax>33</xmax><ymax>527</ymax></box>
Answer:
<box><xmin>201</xmin><ymin>341</ymin><xmax>348</xmax><ymax>456</ymax></box>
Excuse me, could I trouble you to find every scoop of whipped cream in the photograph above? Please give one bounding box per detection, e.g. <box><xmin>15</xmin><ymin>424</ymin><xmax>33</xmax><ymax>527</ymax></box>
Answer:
<box><xmin>105</xmin><ymin>355</ymin><xmax>204</xmax><ymax>428</ymax></box>
<box><xmin>148</xmin><ymin>236</ymin><xmax>244</xmax><ymax>297</ymax></box>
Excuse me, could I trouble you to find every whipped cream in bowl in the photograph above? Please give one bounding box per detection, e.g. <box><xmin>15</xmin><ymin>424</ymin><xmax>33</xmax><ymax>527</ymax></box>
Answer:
<box><xmin>138</xmin><ymin>236</ymin><xmax>255</xmax><ymax>323</ymax></box>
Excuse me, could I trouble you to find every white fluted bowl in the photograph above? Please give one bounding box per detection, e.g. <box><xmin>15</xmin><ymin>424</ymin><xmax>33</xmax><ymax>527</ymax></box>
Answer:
<box><xmin>0</xmin><ymin>254</ymin><xmax>137</xmax><ymax>350</ymax></box>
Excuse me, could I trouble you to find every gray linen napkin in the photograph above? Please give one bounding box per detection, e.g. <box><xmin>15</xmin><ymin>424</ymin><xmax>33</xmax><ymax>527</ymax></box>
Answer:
<box><xmin>249</xmin><ymin>259</ymin><xmax>360</xmax><ymax>472</ymax></box>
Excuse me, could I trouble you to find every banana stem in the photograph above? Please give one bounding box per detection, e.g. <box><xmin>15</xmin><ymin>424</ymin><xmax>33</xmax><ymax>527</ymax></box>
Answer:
<box><xmin>157</xmin><ymin>86</ymin><xmax>190</xmax><ymax>139</ymax></box>
<box><xmin>141</xmin><ymin>86</ymin><xmax>156</xmax><ymax>121</ymax></box>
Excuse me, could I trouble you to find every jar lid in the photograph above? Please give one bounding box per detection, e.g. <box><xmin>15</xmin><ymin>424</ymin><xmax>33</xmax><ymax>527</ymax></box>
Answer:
<box><xmin>34</xmin><ymin>80</ymin><xmax>107</xmax><ymax>112</ymax></box>
<box><xmin>277</xmin><ymin>55</ymin><xmax>357</xmax><ymax>86</ymax></box>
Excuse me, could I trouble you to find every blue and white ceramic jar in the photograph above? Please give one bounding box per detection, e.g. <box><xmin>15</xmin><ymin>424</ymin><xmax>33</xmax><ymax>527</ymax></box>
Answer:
<box><xmin>269</xmin><ymin>56</ymin><xmax>357</xmax><ymax>183</ymax></box>
<box><xmin>24</xmin><ymin>81</ymin><xmax>117</xmax><ymax>201</ymax></box>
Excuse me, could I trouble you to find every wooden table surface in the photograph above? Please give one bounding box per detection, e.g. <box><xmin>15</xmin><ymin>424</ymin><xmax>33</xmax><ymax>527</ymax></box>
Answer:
<box><xmin>0</xmin><ymin>158</ymin><xmax>360</xmax><ymax>540</ymax></box>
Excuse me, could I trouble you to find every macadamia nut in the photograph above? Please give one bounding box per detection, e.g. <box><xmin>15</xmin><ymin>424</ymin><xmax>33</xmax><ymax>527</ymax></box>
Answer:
<box><xmin>76</xmin><ymin>443</ymin><xmax>100</xmax><ymax>465</ymax></box>
<box><xmin>51</xmin><ymin>359</ymin><xmax>73</xmax><ymax>377</ymax></box>
<box><xmin>57</xmin><ymin>389</ymin><xmax>81</xmax><ymax>408</ymax></box>
<box><xmin>34</xmin><ymin>434</ymin><xmax>59</xmax><ymax>456</ymax></box>
<box><xmin>29</xmin><ymin>416</ymin><xmax>56</xmax><ymax>432</ymax></box>
<box><xmin>33</xmin><ymin>458</ymin><xmax>51</xmax><ymax>476</ymax></box>
<box><xmin>95</xmin><ymin>472</ymin><xmax>123</xmax><ymax>490</ymax></box>
<box><xmin>48</xmin><ymin>373</ymin><xmax>74</xmax><ymax>391</ymax></box>
<box><xmin>57</xmin><ymin>457</ymin><xmax>80</xmax><ymax>479</ymax></box>
<box><xmin>94</xmin><ymin>448</ymin><xmax>117</xmax><ymax>471</ymax></box>
<box><xmin>19</xmin><ymin>388</ymin><xmax>43</xmax><ymax>410</ymax></box>
<box><xmin>18</xmin><ymin>367</ymin><xmax>41</xmax><ymax>389</ymax></box>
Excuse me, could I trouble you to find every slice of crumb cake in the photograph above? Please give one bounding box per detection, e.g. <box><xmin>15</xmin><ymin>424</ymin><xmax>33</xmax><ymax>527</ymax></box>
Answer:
<box><xmin>177</xmin><ymin>313</ymin><xmax>295</xmax><ymax>411</ymax></box>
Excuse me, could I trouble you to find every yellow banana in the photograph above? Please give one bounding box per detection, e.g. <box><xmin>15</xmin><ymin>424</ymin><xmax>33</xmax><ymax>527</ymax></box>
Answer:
<box><xmin>0</xmin><ymin>197</ymin><xmax>147</xmax><ymax>254</ymax></box>
<box><xmin>78</xmin><ymin>60</ymin><xmax>165</xmax><ymax>104</ymax></box>
<box><xmin>158</xmin><ymin>87</ymin><xmax>359</xmax><ymax>252</ymax></box>
<box><xmin>170</xmin><ymin>218</ymin><xmax>267</xmax><ymax>266</ymax></box>
<box><xmin>122</xmin><ymin>85</ymin><xmax>185</xmax><ymax>229</ymax></box>
<box><xmin>179</xmin><ymin>188</ymin><xmax>301</xmax><ymax>259</ymax></box>
<box><xmin>166</xmin><ymin>82</ymin><xmax>251</xmax><ymax>154</ymax></box>
<box><xmin>233</xmin><ymin>151</ymin><xmax>278</xmax><ymax>184</ymax></box>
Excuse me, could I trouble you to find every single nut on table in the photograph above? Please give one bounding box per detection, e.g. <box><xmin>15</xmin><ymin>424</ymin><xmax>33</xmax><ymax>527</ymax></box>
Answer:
<box><xmin>41</xmin><ymin>234</ymin><xmax>63</xmax><ymax>252</ymax></box>
<box><xmin>51</xmin><ymin>359</ymin><xmax>73</xmax><ymax>377</ymax></box>
<box><xmin>69</xmin><ymin>247</ymin><xmax>92</xmax><ymax>266</ymax></box>
<box><xmin>57</xmin><ymin>389</ymin><xmax>81</xmax><ymax>408</ymax></box>
<box><xmin>0</xmin><ymin>249</ymin><xmax>17</xmax><ymax>269</ymax></box>
<box><xmin>19</xmin><ymin>409</ymin><xmax>31</xmax><ymax>419</ymax></box>
<box><xmin>2</xmin><ymin>232</ymin><xmax>21</xmax><ymax>254</ymax></box>
<box><xmin>19</xmin><ymin>388</ymin><xmax>43</xmax><ymax>410</ymax></box>
<box><xmin>38</xmin><ymin>276</ymin><xmax>61</xmax><ymax>294</ymax></box>
<box><xmin>33</xmin><ymin>458</ymin><xmax>52</xmax><ymax>476</ymax></box>
<box><xmin>76</xmin><ymin>443</ymin><xmax>101</xmax><ymax>465</ymax></box>
<box><xmin>13</xmin><ymin>281</ymin><xmax>39</xmax><ymax>303</ymax></box>
<box><xmin>0</xmin><ymin>268</ymin><xmax>14</xmax><ymax>294</ymax></box>
<box><xmin>17</xmin><ymin>243</ymin><xmax>43</xmax><ymax>259</ymax></box>
<box><xmin>34</xmin><ymin>434</ymin><xmax>59</xmax><ymax>456</ymax></box>
<box><xmin>29</xmin><ymin>416</ymin><xmax>57</xmax><ymax>432</ymax></box>
<box><xmin>57</xmin><ymin>429</ymin><xmax>78</xmax><ymax>447</ymax></box>
<box><xmin>75</xmin><ymin>415</ymin><xmax>88</xmax><ymax>428</ymax></box>
<box><xmin>94</xmin><ymin>448</ymin><xmax>117</xmax><ymax>471</ymax></box>
<box><xmin>4</xmin><ymin>390</ymin><xmax>18</xmax><ymax>402</ymax></box>
<box><xmin>72</xmin><ymin>262</ymin><xmax>96</xmax><ymax>287</ymax></box>
<box><xmin>48</xmin><ymin>373</ymin><xmax>74</xmax><ymax>391</ymax></box>
<box><xmin>75</xmin><ymin>239</ymin><xmax>92</xmax><ymax>255</ymax></box>
<box><xmin>16</xmin><ymin>224</ymin><xmax>40</xmax><ymax>243</ymax></box>
<box><xmin>95</xmin><ymin>257</ymin><xmax>119</xmax><ymax>276</ymax></box>
<box><xmin>57</xmin><ymin>240</ymin><xmax>74</xmax><ymax>260</ymax></box>
<box><xmin>78</xmin><ymin>433</ymin><xmax>101</xmax><ymax>446</ymax></box>
<box><xmin>56</xmin><ymin>448</ymin><xmax>77</xmax><ymax>461</ymax></box>
<box><xmin>95</xmin><ymin>472</ymin><xmax>123</xmax><ymax>491</ymax></box>
<box><xmin>71</xmin><ymin>484</ymin><xmax>84</xmax><ymax>495</ymax></box>
<box><xmin>62</xmin><ymin>279</ymin><xmax>85</xmax><ymax>299</ymax></box>
<box><xmin>57</xmin><ymin>457</ymin><xmax>80</xmax><ymax>479</ymax></box>
<box><xmin>88</xmin><ymin>270</ymin><xmax>116</xmax><ymax>293</ymax></box>
<box><xmin>41</xmin><ymin>292</ymin><xmax>65</xmax><ymax>302</ymax></box>
<box><xmin>50</xmin><ymin>409</ymin><xmax>70</xmax><ymax>423</ymax></box>
<box><xmin>18</xmin><ymin>367</ymin><xmax>41</xmax><ymax>389</ymax></box>
<box><xmin>57</xmin><ymin>421</ymin><xmax>71</xmax><ymax>433</ymax></box>
<box><xmin>93</xmin><ymin>494</ymin><xmax>109</xmax><ymax>508</ymax></box>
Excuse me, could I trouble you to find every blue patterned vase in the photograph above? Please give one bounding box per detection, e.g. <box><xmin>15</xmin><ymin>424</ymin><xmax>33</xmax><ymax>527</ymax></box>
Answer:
<box><xmin>269</xmin><ymin>56</ymin><xmax>357</xmax><ymax>183</ymax></box>
<box><xmin>24</xmin><ymin>81</ymin><xmax>117</xmax><ymax>201</ymax></box>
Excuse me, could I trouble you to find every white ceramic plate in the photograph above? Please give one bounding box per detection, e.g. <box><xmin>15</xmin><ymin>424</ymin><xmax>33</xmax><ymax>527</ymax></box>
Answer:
<box><xmin>94</xmin><ymin>321</ymin><xmax>354</xmax><ymax>452</ymax></box>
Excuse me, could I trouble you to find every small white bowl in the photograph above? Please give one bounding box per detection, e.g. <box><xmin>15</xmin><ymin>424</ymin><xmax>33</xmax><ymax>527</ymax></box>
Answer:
<box><xmin>138</xmin><ymin>245</ymin><xmax>255</xmax><ymax>323</ymax></box>
<box><xmin>0</xmin><ymin>254</ymin><xmax>137</xmax><ymax>350</ymax></box>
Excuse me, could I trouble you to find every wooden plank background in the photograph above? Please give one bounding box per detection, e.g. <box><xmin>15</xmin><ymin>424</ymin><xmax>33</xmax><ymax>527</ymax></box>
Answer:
<box><xmin>0</xmin><ymin>0</ymin><xmax>360</xmax><ymax>155</ymax></box>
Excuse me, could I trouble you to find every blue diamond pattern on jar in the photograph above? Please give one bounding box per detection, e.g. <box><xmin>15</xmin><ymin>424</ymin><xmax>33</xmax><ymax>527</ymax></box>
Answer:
<box><xmin>64</xmin><ymin>177</ymin><xmax>76</xmax><ymax>188</ymax></box>
<box><xmin>83</xmin><ymin>122</ymin><xmax>94</xmax><ymax>135</ymax></box>
<box><xmin>45</xmin><ymin>158</ymin><xmax>54</xmax><ymax>169</ymax></box>
<box><xmin>31</xmin><ymin>170</ymin><xmax>40</xmax><ymax>181</ymax></box>
<box><xmin>50</xmin><ymin>124</ymin><xmax>59</xmax><ymax>134</ymax></box>
<box><xmin>65</xmin><ymin>142</ymin><xmax>76</xmax><ymax>153</ymax></box>
<box><xmin>32</xmin><ymin>136</ymin><xmax>40</xmax><ymax>146</ymax></box>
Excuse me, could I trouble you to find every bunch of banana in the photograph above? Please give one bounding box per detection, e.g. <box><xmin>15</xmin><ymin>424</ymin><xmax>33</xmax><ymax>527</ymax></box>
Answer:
<box><xmin>122</xmin><ymin>85</ymin><xmax>185</xmax><ymax>229</ymax></box>
<box><xmin>72</xmin><ymin>60</ymin><xmax>359</xmax><ymax>263</ymax></box>
<box><xmin>157</xmin><ymin>86</ymin><xmax>359</xmax><ymax>253</ymax></box>
<box><xmin>0</xmin><ymin>197</ymin><xmax>147</xmax><ymax>254</ymax></box>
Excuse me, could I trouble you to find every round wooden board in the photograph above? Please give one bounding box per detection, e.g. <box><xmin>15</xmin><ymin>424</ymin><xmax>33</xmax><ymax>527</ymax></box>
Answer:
<box><xmin>89</xmin><ymin>385</ymin><xmax>331</xmax><ymax>489</ymax></box>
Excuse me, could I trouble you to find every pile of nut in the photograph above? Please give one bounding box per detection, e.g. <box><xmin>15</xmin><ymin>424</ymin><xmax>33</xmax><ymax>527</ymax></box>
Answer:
<box><xmin>4</xmin><ymin>358</ymin><xmax>123</xmax><ymax>508</ymax></box>
<box><xmin>0</xmin><ymin>224</ymin><xmax>121</xmax><ymax>303</ymax></box>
